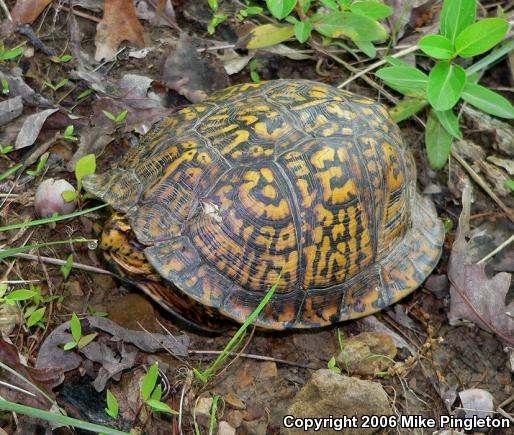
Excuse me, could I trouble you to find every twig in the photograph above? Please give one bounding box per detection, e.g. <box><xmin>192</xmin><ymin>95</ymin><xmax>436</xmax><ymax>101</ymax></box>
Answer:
<box><xmin>188</xmin><ymin>349</ymin><xmax>318</xmax><ymax>370</ymax></box>
<box><xmin>17</xmin><ymin>24</ymin><xmax>58</xmax><ymax>56</ymax></box>
<box><xmin>4</xmin><ymin>251</ymin><xmax>114</xmax><ymax>275</ymax></box>
<box><xmin>338</xmin><ymin>44</ymin><xmax>419</xmax><ymax>89</ymax></box>
<box><xmin>59</xmin><ymin>5</ymin><xmax>101</xmax><ymax>23</ymax></box>
<box><xmin>450</xmin><ymin>149</ymin><xmax>514</xmax><ymax>224</ymax></box>
<box><xmin>477</xmin><ymin>233</ymin><xmax>514</xmax><ymax>265</ymax></box>
<box><xmin>0</xmin><ymin>0</ymin><xmax>12</xmax><ymax>21</ymax></box>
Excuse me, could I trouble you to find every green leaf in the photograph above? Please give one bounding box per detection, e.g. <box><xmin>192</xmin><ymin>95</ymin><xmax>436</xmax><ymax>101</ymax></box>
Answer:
<box><xmin>5</xmin><ymin>289</ymin><xmax>36</xmax><ymax>302</ymax></box>
<box><xmin>208</xmin><ymin>0</ymin><xmax>218</xmax><ymax>12</ymax></box>
<box><xmin>26</xmin><ymin>152</ymin><xmax>49</xmax><ymax>177</ymax></box>
<box><xmin>375</xmin><ymin>66</ymin><xmax>428</xmax><ymax>97</ymax></box>
<box><xmin>60</xmin><ymin>54</ymin><xmax>72</xmax><ymax>63</ymax></box>
<box><xmin>384</xmin><ymin>56</ymin><xmax>412</xmax><ymax>68</ymax></box>
<box><xmin>440</xmin><ymin>0</ymin><xmax>476</xmax><ymax>44</ymax></box>
<box><xmin>102</xmin><ymin>110</ymin><xmax>116</xmax><ymax>121</ymax></box>
<box><xmin>350</xmin><ymin>1</ymin><xmax>392</xmax><ymax>20</ymax></box>
<box><xmin>78</xmin><ymin>333</ymin><xmax>97</xmax><ymax>349</ymax></box>
<box><xmin>294</xmin><ymin>21</ymin><xmax>312</xmax><ymax>43</ymax></box>
<box><xmin>265</xmin><ymin>0</ymin><xmax>297</xmax><ymax>19</ymax></box>
<box><xmin>355</xmin><ymin>40</ymin><xmax>376</xmax><ymax>58</ymax></box>
<box><xmin>145</xmin><ymin>399</ymin><xmax>178</xmax><ymax>414</ymax></box>
<box><xmin>506</xmin><ymin>179</ymin><xmax>514</xmax><ymax>192</ymax></box>
<box><xmin>0</xmin><ymin>47</ymin><xmax>24</xmax><ymax>61</ymax></box>
<box><xmin>75</xmin><ymin>153</ymin><xmax>96</xmax><ymax>192</ymax></box>
<box><xmin>455</xmin><ymin>18</ymin><xmax>508</xmax><ymax>58</ymax></box>
<box><xmin>115</xmin><ymin>110</ymin><xmax>128</xmax><ymax>123</ymax></box>
<box><xmin>77</xmin><ymin>89</ymin><xmax>93</xmax><ymax>100</ymax></box>
<box><xmin>312</xmin><ymin>12</ymin><xmax>387</xmax><ymax>41</ymax></box>
<box><xmin>418</xmin><ymin>35</ymin><xmax>454</xmax><ymax>60</ymax></box>
<box><xmin>242</xmin><ymin>24</ymin><xmax>295</xmax><ymax>49</ymax></box>
<box><xmin>207</xmin><ymin>13</ymin><xmax>228</xmax><ymax>34</ymax></box>
<box><xmin>426</xmin><ymin>110</ymin><xmax>452</xmax><ymax>169</ymax></box>
<box><xmin>461</xmin><ymin>83</ymin><xmax>514</xmax><ymax>119</ymax></box>
<box><xmin>27</xmin><ymin>307</ymin><xmax>46</xmax><ymax>328</ymax></box>
<box><xmin>150</xmin><ymin>384</ymin><xmax>162</xmax><ymax>401</ymax></box>
<box><xmin>141</xmin><ymin>363</ymin><xmax>159</xmax><ymax>401</ymax></box>
<box><xmin>427</xmin><ymin>61</ymin><xmax>466</xmax><ymax>111</ymax></box>
<box><xmin>320</xmin><ymin>0</ymin><xmax>338</xmax><ymax>9</ymax></box>
<box><xmin>433</xmin><ymin>109</ymin><xmax>463</xmax><ymax>139</ymax></box>
<box><xmin>105</xmin><ymin>389</ymin><xmax>119</xmax><ymax>419</ymax></box>
<box><xmin>70</xmin><ymin>312</ymin><xmax>82</xmax><ymax>343</ymax></box>
<box><xmin>389</xmin><ymin>99</ymin><xmax>428</xmax><ymax>122</ymax></box>
<box><xmin>63</xmin><ymin>341</ymin><xmax>77</xmax><ymax>350</ymax></box>
<box><xmin>62</xmin><ymin>190</ymin><xmax>78</xmax><ymax>202</ymax></box>
<box><xmin>61</xmin><ymin>254</ymin><xmax>74</xmax><ymax>280</ymax></box>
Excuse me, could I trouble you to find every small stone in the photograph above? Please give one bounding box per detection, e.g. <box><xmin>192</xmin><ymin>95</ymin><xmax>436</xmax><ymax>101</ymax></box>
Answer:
<box><xmin>336</xmin><ymin>332</ymin><xmax>396</xmax><ymax>376</ymax></box>
<box><xmin>34</xmin><ymin>178</ymin><xmax>77</xmax><ymax>218</ymax></box>
<box><xmin>284</xmin><ymin>369</ymin><xmax>392</xmax><ymax>435</ymax></box>
<box><xmin>195</xmin><ymin>397</ymin><xmax>213</xmax><ymax>428</ymax></box>
<box><xmin>224</xmin><ymin>391</ymin><xmax>245</xmax><ymax>410</ymax></box>
<box><xmin>225</xmin><ymin>410</ymin><xmax>243</xmax><ymax>428</ymax></box>
<box><xmin>257</xmin><ymin>361</ymin><xmax>277</xmax><ymax>379</ymax></box>
<box><xmin>243</xmin><ymin>401</ymin><xmax>265</xmax><ymax>421</ymax></box>
<box><xmin>218</xmin><ymin>421</ymin><xmax>236</xmax><ymax>435</ymax></box>
<box><xmin>458</xmin><ymin>389</ymin><xmax>494</xmax><ymax>422</ymax></box>
<box><xmin>240</xmin><ymin>418</ymin><xmax>267</xmax><ymax>435</ymax></box>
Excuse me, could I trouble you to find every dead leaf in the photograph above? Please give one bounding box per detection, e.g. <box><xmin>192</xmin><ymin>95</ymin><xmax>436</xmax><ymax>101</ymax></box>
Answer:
<box><xmin>135</xmin><ymin>0</ymin><xmax>179</xmax><ymax>29</ymax></box>
<box><xmin>0</xmin><ymin>96</ymin><xmax>23</xmax><ymax>127</ymax></box>
<box><xmin>11</xmin><ymin>0</ymin><xmax>53</xmax><ymax>24</ymax></box>
<box><xmin>448</xmin><ymin>183</ymin><xmax>514</xmax><ymax>345</ymax></box>
<box><xmin>14</xmin><ymin>108</ymin><xmax>58</xmax><ymax>149</ymax></box>
<box><xmin>0</xmin><ymin>69</ymin><xmax>52</xmax><ymax>107</ymax></box>
<box><xmin>0</xmin><ymin>336</ymin><xmax>63</xmax><ymax>410</ymax></box>
<box><xmin>162</xmin><ymin>33</ymin><xmax>229</xmax><ymax>102</ymax></box>
<box><xmin>94</xmin><ymin>0</ymin><xmax>145</xmax><ymax>61</ymax></box>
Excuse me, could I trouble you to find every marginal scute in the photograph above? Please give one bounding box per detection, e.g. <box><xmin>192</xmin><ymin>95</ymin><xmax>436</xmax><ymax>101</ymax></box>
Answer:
<box><xmin>85</xmin><ymin>79</ymin><xmax>444</xmax><ymax>329</ymax></box>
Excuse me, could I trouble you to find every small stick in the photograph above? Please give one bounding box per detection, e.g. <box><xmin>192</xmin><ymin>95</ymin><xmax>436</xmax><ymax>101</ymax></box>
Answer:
<box><xmin>450</xmin><ymin>149</ymin><xmax>514</xmax><ymax>224</ymax></box>
<box><xmin>477</xmin><ymin>233</ymin><xmax>514</xmax><ymax>265</ymax></box>
<box><xmin>338</xmin><ymin>44</ymin><xmax>419</xmax><ymax>89</ymax></box>
<box><xmin>4</xmin><ymin>251</ymin><xmax>114</xmax><ymax>276</ymax></box>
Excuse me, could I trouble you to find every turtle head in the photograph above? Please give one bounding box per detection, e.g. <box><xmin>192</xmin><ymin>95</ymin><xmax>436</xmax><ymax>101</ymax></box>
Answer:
<box><xmin>99</xmin><ymin>212</ymin><xmax>160</xmax><ymax>281</ymax></box>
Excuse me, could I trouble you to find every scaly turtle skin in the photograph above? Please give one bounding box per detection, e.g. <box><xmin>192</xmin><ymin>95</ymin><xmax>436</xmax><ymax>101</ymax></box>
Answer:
<box><xmin>84</xmin><ymin>79</ymin><xmax>444</xmax><ymax>330</ymax></box>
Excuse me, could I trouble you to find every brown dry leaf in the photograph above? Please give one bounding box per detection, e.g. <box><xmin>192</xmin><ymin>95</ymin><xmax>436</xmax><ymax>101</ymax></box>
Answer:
<box><xmin>11</xmin><ymin>0</ymin><xmax>53</xmax><ymax>24</ymax></box>
<box><xmin>95</xmin><ymin>0</ymin><xmax>145</xmax><ymax>61</ymax></box>
<box><xmin>448</xmin><ymin>183</ymin><xmax>514</xmax><ymax>346</ymax></box>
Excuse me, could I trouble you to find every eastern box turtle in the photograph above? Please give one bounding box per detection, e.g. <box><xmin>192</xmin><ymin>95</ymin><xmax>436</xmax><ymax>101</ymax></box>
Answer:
<box><xmin>84</xmin><ymin>79</ymin><xmax>444</xmax><ymax>330</ymax></box>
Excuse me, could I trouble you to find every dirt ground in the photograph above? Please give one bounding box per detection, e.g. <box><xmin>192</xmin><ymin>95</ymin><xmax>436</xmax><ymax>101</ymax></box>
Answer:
<box><xmin>0</xmin><ymin>1</ymin><xmax>513</xmax><ymax>434</ymax></box>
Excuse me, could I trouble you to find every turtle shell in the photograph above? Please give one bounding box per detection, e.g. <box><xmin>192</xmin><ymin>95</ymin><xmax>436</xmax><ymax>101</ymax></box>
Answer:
<box><xmin>83</xmin><ymin>79</ymin><xmax>444</xmax><ymax>329</ymax></box>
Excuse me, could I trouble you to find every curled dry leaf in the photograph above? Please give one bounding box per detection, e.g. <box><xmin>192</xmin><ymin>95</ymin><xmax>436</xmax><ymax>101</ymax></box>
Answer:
<box><xmin>0</xmin><ymin>336</ymin><xmax>63</xmax><ymax>410</ymax></box>
<box><xmin>11</xmin><ymin>0</ymin><xmax>53</xmax><ymax>24</ymax></box>
<box><xmin>95</xmin><ymin>0</ymin><xmax>145</xmax><ymax>61</ymax></box>
<box><xmin>448</xmin><ymin>183</ymin><xmax>514</xmax><ymax>345</ymax></box>
<box><xmin>14</xmin><ymin>108</ymin><xmax>58</xmax><ymax>149</ymax></box>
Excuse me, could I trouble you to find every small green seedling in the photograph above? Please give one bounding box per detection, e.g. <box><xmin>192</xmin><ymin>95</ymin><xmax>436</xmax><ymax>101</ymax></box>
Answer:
<box><xmin>507</xmin><ymin>179</ymin><xmax>514</xmax><ymax>192</ymax></box>
<box><xmin>249</xmin><ymin>59</ymin><xmax>260</xmax><ymax>82</ymax></box>
<box><xmin>0</xmin><ymin>164</ymin><xmax>22</xmax><ymax>182</ymax></box>
<box><xmin>63</xmin><ymin>125</ymin><xmax>78</xmax><ymax>142</ymax></box>
<box><xmin>0</xmin><ymin>46</ymin><xmax>23</xmax><ymax>61</ymax></box>
<box><xmin>237</xmin><ymin>6</ymin><xmax>263</xmax><ymax>20</ymax></box>
<box><xmin>63</xmin><ymin>153</ymin><xmax>97</xmax><ymax>203</ymax></box>
<box><xmin>63</xmin><ymin>312</ymin><xmax>98</xmax><ymax>350</ymax></box>
<box><xmin>25</xmin><ymin>306</ymin><xmax>46</xmax><ymax>329</ymax></box>
<box><xmin>327</xmin><ymin>329</ymin><xmax>350</xmax><ymax>375</ymax></box>
<box><xmin>43</xmin><ymin>78</ymin><xmax>69</xmax><ymax>92</ymax></box>
<box><xmin>59</xmin><ymin>54</ymin><xmax>72</xmax><ymax>63</ymax></box>
<box><xmin>376</xmin><ymin>0</ymin><xmax>514</xmax><ymax>169</ymax></box>
<box><xmin>327</xmin><ymin>356</ymin><xmax>341</xmax><ymax>374</ymax></box>
<box><xmin>87</xmin><ymin>304</ymin><xmax>109</xmax><ymax>317</ymax></box>
<box><xmin>60</xmin><ymin>255</ymin><xmax>74</xmax><ymax>280</ymax></box>
<box><xmin>0</xmin><ymin>144</ymin><xmax>13</xmax><ymax>154</ymax></box>
<box><xmin>141</xmin><ymin>362</ymin><xmax>178</xmax><ymax>414</ymax></box>
<box><xmin>76</xmin><ymin>88</ymin><xmax>93</xmax><ymax>101</ymax></box>
<box><xmin>1</xmin><ymin>79</ymin><xmax>9</xmax><ymax>95</ymax></box>
<box><xmin>102</xmin><ymin>110</ymin><xmax>128</xmax><ymax>124</ymax></box>
<box><xmin>26</xmin><ymin>152</ymin><xmax>49</xmax><ymax>177</ymax></box>
<box><xmin>209</xmin><ymin>395</ymin><xmax>221</xmax><ymax>435</ymax></box>
<box><xmin>0</xmin><ymin>285</ymin><xmax>36</xmax><ymax>306</ymax></box>
<box><xmin>105</xmin><ymin>389</ymin><xmax>119</xmax><ymax>419</ymax></box>
<box><xmin>208</xmin><ymin>13</ymin><xmax>228</xmax><ymax>34</ymax></box>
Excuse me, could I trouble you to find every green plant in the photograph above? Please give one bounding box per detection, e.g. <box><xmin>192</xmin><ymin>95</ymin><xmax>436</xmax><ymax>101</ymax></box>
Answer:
<box><xmin>249</xmin><ymin>58</ymin><xmax>260</xmax><ymax>82</ymax></box>
<box><xmin>105</xmin><ymin>389</ymin><xmax>119</xmax><ymax>419</ymax></box>
<box><xmin>0</xmin><ymin>144</ymin><xmax>13</xmax><ymax>154</ymax></box>
<box><xmin>0</xmin><ymin>46</ymin><xmax>23</xmax><ymax>61</ymax></box>
<box><xmin>141</xmin><ymin>362</ymin><xmax>177</xmax><ymax>414</ymax></box>
<box><xmin>62</xmin><ymin>153</ymin><xmax>97</xmax><ymax>203</ymax></box>
<box><xmin>213</xmin><ymin>0</ymin><xmax>391</xmax><ymax>54</ymax></box>
<box><xmin>0</xmin><ymin>164</ymin><xmax>22</xmax><ymax>181</ymax></box>
<box><xmin>63</xmin><ymin>312</ymin><xmax>98</xmax><ymax>350</ymax></box>
<box><xmin>376</xmin><ymin>0</ymin><xmax>514</xmax><ymax>169</ymax></box>
<box><xmin>0</xmin><ymin>285</ymin><xmax>36</xmax><ymax>305</ymax></box>
<box><xmin>26</xmin><ymin>152</ymin><xmax>49</xmax><ymax>177</ymax></box>
<box><xmin>209</xmin><ymin>395</ymin><xmax>221</xmax><ymax>435</ymax></box>
<box><xmin>76</xmin><ymin>88</ymin><xmax>93</xmax><ymax>101</ymax></box>
<box><xmin>1</xmin><ymin>78</ymin><xmax>8</xmax><ymax>94</ymax></box>
<box><xmin>60</xmin><ymin>254</ymin><xmax>74</xmax><ymax>280</ymax></box>
<box><xmin>43</xmin><ymin>78</ymin><xmax>68</xmax><ymax>92</ymax></box>
<box><xmin>102</xmin><ymin>109</ymin><xmax>128</xmax><ymax>124</ymax></box>
<box><xmin>194</xmin><ymin>273</ymin><xmax>281</xmax><ymax>383</ymax></box>
<box><xmin>327</xmin><ymin>329</ymin><xmax>350</xmax><ymax>375</ymax></box>
<box><xmin>63</xmin><ymin>125</ymin><xmax>78</xmax><ymax>142</ymax></box>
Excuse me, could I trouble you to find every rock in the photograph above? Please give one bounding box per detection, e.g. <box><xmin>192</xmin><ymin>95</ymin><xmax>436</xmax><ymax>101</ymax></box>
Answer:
<box><xmin>257</xmin><ymin>361</ymin><xmax>277</xmax><ymax>379</ymax></box>
<box><xmin>336</xmin><ymin>332</ymin><xmax>396</xmax><ymax>376</ymax></box>
<box><xmin>457</xmin><ymin>389</ymin><xmax>494</xmax><ymax>421</ymax></box>
<box><xmin>284</xmin><ymin>369</ymin><xmax>392</xmax><ymax>435</ymax></box>
<box><xmin>218</xmin><ymin>421</ymin><xmax>236</xmax><ymax>435</ymax></box>
<box><xmin>224</xmin><ymin>391</ymin><xmax>245</xmax><ymax>410</ymax></box>
<box><xmin>240</xmin><ymin>418</ymin><xmax>268</xmax><ymax>435</ymax></box>
<box><xmin>225</xmin><ymin>410</ymin><xmax>243</xmax><ymax>428</ymax></box>
<box><xmin>195</xmin><ymin>397</ymin><xmax>213</xmax><ymax>428</ymax></box>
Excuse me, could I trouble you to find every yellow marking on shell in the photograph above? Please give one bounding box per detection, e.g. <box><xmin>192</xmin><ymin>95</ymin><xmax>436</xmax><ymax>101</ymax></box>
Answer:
<box><xmin>197</xmin><ymin>152</ymin><xmax>212</xmax><ymax>165</ymax></box>
<box><xmin>210</xmin><ymin>123</ymin><xmax>239</xmax><ymax>137</ymax></box>
<box><xmin>321</xmin><ymin>123</ymin><xmax>340</xmax><ymax>137</ymax></box>
<box><xmin>260</xmin><ymin>168</ymin><xmax>274</xmax><ymax>183</ymax></box>
<box><xmin>219</xmin><ymin>130</ymin><xmax>250</xmax><ymax>155</ymax></box>
<box><xmin>276</xmin><ymin>224</ymin><xmax>296</xmax><ymax>250</ymax></box>
<box><xmin>302</xmin><ymin>245</ymin><xmax>317</xmax><ymax>288</ymax></box>
<box><xmin>315</xmin><ymin>166</ymin><xmax>343</xmax><ymax>203</ymax></box>
<box><xmin>296</xmin><ymin>179</ymin><xmax>314</xmax><ymax>208</ymax></box>
<box><xmin>314</xmin><ymin>203</ymin><xmax>334</xmax><ymax>227</ymax></box>
<box><xmin>181</xmin><ymin>108</ymin><xmax>198</xmax><ymax>121</ymax></box>
<box><xmin>293</xmin><ymin>99</ymin><xmax>328</xmax><ymax>111</ymax></box>
<box><xmin>326</xmin><ymin>104</ymin><xmax>356</xmax><ymax>120</ymax></box>
<box><xmin>311</xmin><ymin>146</ymin><xmax>335</xmax><ymax>169</ymax></box>
<box><xmin>262</xmin><ymin>184</ymin><xmax>277</xmax><ymax>200</ymax></box>
<box><xmin>254</xmin><ymin>122</ymin><xmax>290</xmax><ymax>142</ymax></box>
<box><xmin>308</xmin><ymin>86</ymin><xmax>330</xmax><ymax>98</ymax></box>
<box><xmin>342</xmin><ymin>127</ymin><xmax>353</xmax><ymax>135</ymax></box>
<box><xmin>240</xmin><ymin>115</ymin><xmax>258</xmax><ymax>125</ymax></box>
<box><xmin>207</xmin><ymin>114</ymin><xmax>230</xmax><ymax>121</ymax></box>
